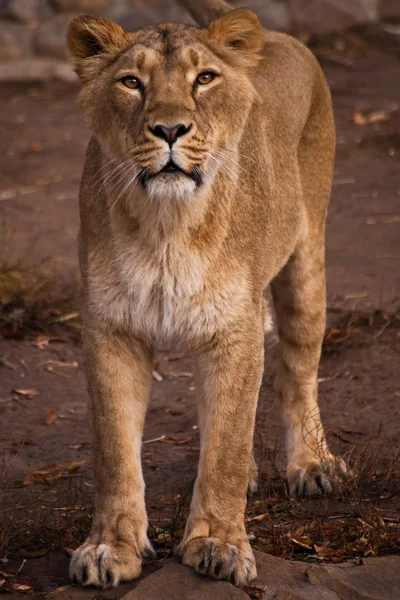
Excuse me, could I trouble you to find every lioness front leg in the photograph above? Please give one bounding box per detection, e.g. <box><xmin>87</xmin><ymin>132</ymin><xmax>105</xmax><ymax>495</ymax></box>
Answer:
<box><xmin>180</xmin><ymin>318</ymin><xmax>264</xmax><ymax>586</ymax></box>
<box><xmin>70</xmin><ymin>327</ymin><xmax>153</xmax><ymax>588</ymax></box>
<box><xmin>272</xmin><ymin>235</ymin><xmax>346</xmax><ymax>498</ymax></box>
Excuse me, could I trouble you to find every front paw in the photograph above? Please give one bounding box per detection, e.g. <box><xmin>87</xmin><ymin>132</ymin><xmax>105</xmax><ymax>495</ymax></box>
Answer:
<box><xmin>288</xmin><ymin>453</ymin><xmax>348</xmax><ymax>498</ymax></box>
<box><xmin>179</xmin><ymin>536</ymin><xmax>256</xmax><ymax>586</ymax></box>
<box><xmin>70</xmin><ymin>523</ymin><xmax>154</xmax><ymax>588</ymax></box>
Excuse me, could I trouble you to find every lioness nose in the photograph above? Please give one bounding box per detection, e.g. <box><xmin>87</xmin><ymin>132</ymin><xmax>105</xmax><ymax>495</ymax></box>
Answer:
<box><xmin>150</xmin><ymin>123</ymin><xmax>192</xmax><ymax>147</ymax></box>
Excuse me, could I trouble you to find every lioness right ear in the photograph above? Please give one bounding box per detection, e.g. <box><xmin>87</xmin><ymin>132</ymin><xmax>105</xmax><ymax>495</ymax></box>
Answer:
<box><xmin>67</xmin><ymin>14</ymin><xmax>129</xmax><ymax>77</ymax></box>
<box><xmin>207</xmin><ymin>8</ymin><xmax>263</xmax><ymax>65</ymax></box>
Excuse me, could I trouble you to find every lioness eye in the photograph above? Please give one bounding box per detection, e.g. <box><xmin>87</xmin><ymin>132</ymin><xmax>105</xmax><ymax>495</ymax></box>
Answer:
<box><xmin>196</xmin><ymin>72</ymin><xmax>216</xmax><ymax>86</ymax></box>
<box><xmin>120</xmin><ymin>76</ymin><xmax>141</xmax><ymax>90</ymax></box>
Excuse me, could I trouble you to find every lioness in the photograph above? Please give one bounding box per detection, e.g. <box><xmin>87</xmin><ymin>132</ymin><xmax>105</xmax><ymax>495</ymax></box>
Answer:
<box><xmin>68</xmin><ymin>0</ymin><xmax>342</xmax><ymax>588</ymax></box>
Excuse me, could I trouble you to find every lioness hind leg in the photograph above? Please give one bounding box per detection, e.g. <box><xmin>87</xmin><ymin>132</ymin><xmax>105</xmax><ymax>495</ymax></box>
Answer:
<box><xmin>271</xmin><ymin>234</ymin><xmax>346</xmax><ymax>498</ymax></box>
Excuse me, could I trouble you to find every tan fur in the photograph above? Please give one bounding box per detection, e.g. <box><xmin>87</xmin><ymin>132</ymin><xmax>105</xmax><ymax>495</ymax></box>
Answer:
<box><xmin>67</xmin><ymin>0</ymin><xmax>343</xmax><ymax>588</ymax></box>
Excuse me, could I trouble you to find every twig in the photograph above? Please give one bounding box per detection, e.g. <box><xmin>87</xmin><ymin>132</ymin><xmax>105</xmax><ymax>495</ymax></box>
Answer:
<box><xmin>143</xmin><ymin>435</ymin><xmax>166</xmax><ymax>445</ymax></box>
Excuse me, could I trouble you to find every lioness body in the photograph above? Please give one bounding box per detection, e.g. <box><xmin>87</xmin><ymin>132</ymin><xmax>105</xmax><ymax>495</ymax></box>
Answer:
<box><xmin>68</xmin><ymin>0</ymin><xmax>339</xmax><ymax>588</ymax></box>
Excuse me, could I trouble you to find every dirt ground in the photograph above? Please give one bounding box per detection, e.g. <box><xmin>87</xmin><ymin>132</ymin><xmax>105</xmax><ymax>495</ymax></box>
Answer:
<box><xmin>0</xmin><ymin>25</ymin><xmax>399</xmax><ymax>599</ymax></box>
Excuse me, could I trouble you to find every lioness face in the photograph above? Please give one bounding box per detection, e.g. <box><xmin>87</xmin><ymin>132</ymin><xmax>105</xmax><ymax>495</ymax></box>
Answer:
<box><xmin>68</xmin><ymin>13</ymin><xmax>262</xmax><ymax>202</ymax></box>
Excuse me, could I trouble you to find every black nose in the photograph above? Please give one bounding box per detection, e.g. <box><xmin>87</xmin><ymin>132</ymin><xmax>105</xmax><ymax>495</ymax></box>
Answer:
<box><xmin>150</xmin><ymin>123</ymin><xmax>192</xmax><ymax>147</ymax></box>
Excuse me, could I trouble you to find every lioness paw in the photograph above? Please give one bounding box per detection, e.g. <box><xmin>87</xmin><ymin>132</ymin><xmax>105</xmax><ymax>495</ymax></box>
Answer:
<box><xmin>69</xmin><ymin>539</ymin><xmax>154</xmax><ymax>588</ymax></box>
<box><xmin>288</xmin><ymin>454</ymin><xmax>348</xmax><ymax>498</ymax></box>
<box><xmin>180</xmin><ymin>537</ymin><xmax>256</xmax><ymax>586</ymax></box>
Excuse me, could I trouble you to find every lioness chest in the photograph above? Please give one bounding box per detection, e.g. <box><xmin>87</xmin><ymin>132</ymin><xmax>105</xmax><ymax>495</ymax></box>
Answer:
<box><xmin>87</xmin><ymin>231</ymin><xmax>250</xmax><ymax>344</ymax></box>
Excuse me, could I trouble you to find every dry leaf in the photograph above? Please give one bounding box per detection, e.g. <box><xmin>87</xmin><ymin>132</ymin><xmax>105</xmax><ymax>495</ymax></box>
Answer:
<box><xmin>241</xmin><ymin>585</ymin><xmax>267</xmax><ymax>599</ymax></box>
<box><xmin>47</xmin><ymin>585</ymin><xmax>73</xmax><ymax>596</ymax></box>
<box><xmin>45</xmin><ymin>410</ymin><xmax>58</xmax><ymax>425</ymax></box>
<box><xmin>290</xmin><ymin>536</ymin><xmax>313</xmax><ymax>551</ymax></box>
<box><xmin>163</xmin><ymin>435</ymin><xmax>193</xmax><ymax>445</ymax></box>
<box><xmin>33</xmin><ymin>335</ymin><xmax>67</xmax><ymax>349</ymax></box>
<box><xmin>13</xmin><ymin>388</ymin><xmax>39</xmax><ymax>399</ymax></box>
<box><xmin>247</xmin><ymin>513</ymin><xmax>268</xmax><ymax>523</ymax></box>
<box><xmin>323</xmin><ymin>327</ymin><xmax>358</xmax><ymax>344</ymax></box>
<box><xmin>67</xmin><ymin>460</ymin><xmax>86</xmax><ymax>472</ymax></box>
<box><xmin>12</xmin><ymin>584</ymin><xmax>32</xmax><ymax>592</ymax></box>
<box><xmin>0</xmin><ymin>579</ymin><xmax>5</xmax><ymax>589</ymax></box>
<box><xmin>23</xmin><ymin>460</ymin><xmax>87</xmax><ymax>486</ymax></box>
<box><xmin>367</xmin><ymin>215</ymin><xmax>400</xmax><ymax>225</ymax></box>
<box><xmin>49</xmin><ymin>311</ymin><xmax>80</xmax><ymax>323</ymax></box>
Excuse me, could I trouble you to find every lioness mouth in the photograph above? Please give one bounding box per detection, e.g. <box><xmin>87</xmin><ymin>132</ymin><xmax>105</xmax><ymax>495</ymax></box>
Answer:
<box><xmin>139</xmin><ymin>161</ymin><xmax>203</xmax><ymax>187</ymax></box>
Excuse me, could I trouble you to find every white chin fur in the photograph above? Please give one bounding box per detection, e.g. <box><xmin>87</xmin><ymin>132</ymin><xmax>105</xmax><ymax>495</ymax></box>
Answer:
<box><xmin>146</xmin><ymin>174</ymin><xmax>197</xmax><ymax>202</ymax></box>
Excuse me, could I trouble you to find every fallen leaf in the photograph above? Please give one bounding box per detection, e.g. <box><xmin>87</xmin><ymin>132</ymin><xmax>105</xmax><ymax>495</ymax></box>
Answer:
<box><xmin>323</xmin><ymin>327</ymin><xmax>358</xmax><ymax>344</ymax></box>
<box><xmin>290</xmin><ymin>535</ymin><xmax>313</xmax><ymax>551</ymax></box>
<box><xmin>241</xmin><ymin>585</ymin><xmax>267</xmax><ymax>599</ymax></box>
<box><xmin>23</xmin><ymin>463</ymin><xmax>63</xmax><ymax>485</ymax></box>
<box><xmin>13</xmin><ymin>388</ymin><xmax>39</xmax><ymax>399</ymax></box>
<box><xmin>49</xmin><ymin>311</ymin><xmax>80</xmax><ymax>323</ymax></box>
<box><xmin>67</xmin><ymin>460</ymin><xmax>86</xmax><ymax>472</ymax></box>
<box><xmin>246</xmin><ymin>513</ymin><xmax>268</xmax><ymax>523</ymax></box>
<box><xmin>23</xmin><ymin>460</ymin><xmax>87</xmax><ymax>486</ymax></box>
<box><xmin>33</xmin><ymin>335</ymin><xmax>67</xmax><ymax>349</ymax></box>
<box><xmin>47</xmin><ymin>585</ymin><xmax>73</xmax><ymax>596</ymax></box>
<box><xmin>0</xmin><ymin>579</ymin><xmax>5</xmax><ymax>589</ymax></box>
<box><xmin>366</xmin><ymin>215</ymin><xmax>400</xmax><ymax>225</ymax></box>
<box><xmin>45</xmin><ymin>410</ymin><xmax>58</xmax><ymax>425</ymax></box>
<box><xmin>0</xmin><ymin>356</ymin><xmax>18</xmax><ymax>369</ymax></box>
<box><xmin>163</xmin><ymin>435</ymin><xmax>193</xmax><ymax>445</ymax></box>
<box><xmin>12</xmin><ymin>583</ymin><xmax>32</xmax><ymax>592</ymax></box>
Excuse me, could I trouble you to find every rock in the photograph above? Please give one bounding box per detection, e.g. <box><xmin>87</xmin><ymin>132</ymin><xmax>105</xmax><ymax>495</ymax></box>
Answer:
<box><xmin>308</xmin><ymin>556</ymin><xmax>400</xmax><ymax>600</ymax></box>
<box><xmin>230</xmin><ymin>0</ymin><xmax>292</xmax><ymax>32</ymax></box>
<box><xmin>51</xmin><ymin>0</ymin><xmax>109</xmax><ymax>13</ymax></box>
<box><xmin>0</xmin><ymin>21</ymin><xmax>32</xmax><ymax>61</ymax></box>
<box><xmin>288</xmin><ymin>0</ymin><xmax>379</xmax><ymax>36</ymax></box>
<box><xmin>253</xmin><ymin>552</ymin><xmax>339</xmax><ymax>600</ymax></box>
<box><xmin>0</xmin><ymin>58</ymin><xmax>78</xmax><ymax>83</ymax></box>
<box><xmin>380</xmin><ymin>0</ymin><xmax>400</xmax><ymax>19</ymax></box>
<box><xmin>121</xmin><ymin>559</ymin><xmax>248</xmax><ymax>600</ymax></box>
<box><xmin>33</xmin><ymin>13</ymin><xmax>74</xmax><ymax>60</ymax></box>
<box><xmin>0</xmin><ymin>0</ymin><xmax>53</xmax><ymax>25</ymax></box>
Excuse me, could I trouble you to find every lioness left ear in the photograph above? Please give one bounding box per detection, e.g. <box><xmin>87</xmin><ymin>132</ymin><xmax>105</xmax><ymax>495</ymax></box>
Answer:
<box><xmin>67</xmin><ymin>14</ymin><xmax>129</xmax><ymax>77</ymax></box>
<box><xmin>207</xmin><ymin>9</ymin><xmax>263</xmax><ymax>57</ymax></box>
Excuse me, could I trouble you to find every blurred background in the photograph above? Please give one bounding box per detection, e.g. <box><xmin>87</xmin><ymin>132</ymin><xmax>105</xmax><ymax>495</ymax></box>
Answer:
<box><xmin>0</xmin><ymin>1</ymin><xmax>399</xmax><ymax>597</ymax></box>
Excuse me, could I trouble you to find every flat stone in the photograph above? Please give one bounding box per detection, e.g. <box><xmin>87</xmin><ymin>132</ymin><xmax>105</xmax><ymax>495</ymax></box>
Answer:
<box><xmin>121</xmin><ymin>559</ymin><xmax>248</xmax><ymax>600</ymax></box>
<box><xmin>0</xmin><ymin>20</ymin><xmax>32</xmax><ymax>61</ymax></box>
<box><xmin>0</xmin><ymin>58</ymin><xmax>77</xmax><ymax>83</ymax></box>
<box><xmin>288</xmin><ymin>0</ymin><xmax>379</xmax><ymax>35</ymax></box>
<box><xmin>33</xmin><ymin>13</ymin><xmax>74</xmax><ymax>60</ymax></box>
<box><xmin>307</xmin><ymin>556</ymin><xmax>400</xmax><ymax>600</ymax></box>
<box><xmin>253</xmin><ymin>552</ymin><xmax>339</xmax><ymax>600</ymax></box>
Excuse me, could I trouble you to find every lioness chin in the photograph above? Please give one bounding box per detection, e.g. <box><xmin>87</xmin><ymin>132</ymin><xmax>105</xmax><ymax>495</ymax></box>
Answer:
<box><xmin>67</xmin><ymin>0</ymin><xmax>345</xmax><ymax>589</ymax></box>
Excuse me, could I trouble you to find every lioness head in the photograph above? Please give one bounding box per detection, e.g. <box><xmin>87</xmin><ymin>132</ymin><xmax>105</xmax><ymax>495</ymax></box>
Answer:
<box><xmin>67</xmin><ymin>10</ymin><xmax>262</xmax><ymax>203</ymax></box>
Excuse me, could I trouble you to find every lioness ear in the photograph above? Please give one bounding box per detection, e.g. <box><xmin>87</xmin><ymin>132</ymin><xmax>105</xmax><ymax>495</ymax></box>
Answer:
<box><xmin>207</xmin><ymin>9</ymin><xmax>263</xmax><ymax>60</ymax></box>
<box><xmin>67</xmin><ymin>14</ymin><xmax>129</xmax><ymax>77</ymax></box>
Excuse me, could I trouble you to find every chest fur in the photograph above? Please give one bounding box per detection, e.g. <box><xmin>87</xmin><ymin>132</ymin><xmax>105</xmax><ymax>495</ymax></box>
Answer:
<box><xmin>87</xmin><ymin>233</ymin><xmax>249</xmax><ymax>344</ymax></box>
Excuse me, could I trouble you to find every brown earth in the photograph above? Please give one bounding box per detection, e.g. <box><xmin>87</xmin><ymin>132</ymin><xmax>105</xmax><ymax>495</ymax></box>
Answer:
<box><xmin>0</xmin><ymin>25</ymin><xmax>400</xmax><ymax>599</ymax></box>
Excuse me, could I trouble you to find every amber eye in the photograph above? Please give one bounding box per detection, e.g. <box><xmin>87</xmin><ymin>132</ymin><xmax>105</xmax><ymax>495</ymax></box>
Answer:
<box><xmin>196</xmin><ymin>71</ymin><xmax>217</xmax><ymax>86</ymax></box>
<box><xmin>120</xmin><ymin>76</ymin><xmax>141</xmax><ymax>90</ymax></box>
